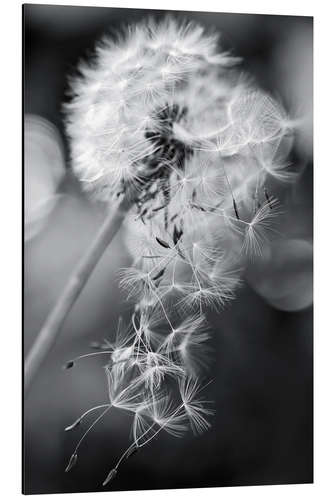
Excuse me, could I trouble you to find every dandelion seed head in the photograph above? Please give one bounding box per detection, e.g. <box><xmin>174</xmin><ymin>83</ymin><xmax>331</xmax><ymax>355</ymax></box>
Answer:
<box><xmin>65</xmin><ymin>16</ymin><xmax>297</xmax><ymax>475</ymax></box>
<box><xmin>65</xmin><ymin>18</ymin><xmax>242</xmax><ymax>203</ymax></box>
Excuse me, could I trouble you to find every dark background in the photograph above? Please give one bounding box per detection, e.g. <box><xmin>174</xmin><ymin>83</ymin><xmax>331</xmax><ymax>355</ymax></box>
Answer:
<box><xmin>23</xmin><ymin>4</ymin><xmax>313</xmax><ymax>495</ymax></box>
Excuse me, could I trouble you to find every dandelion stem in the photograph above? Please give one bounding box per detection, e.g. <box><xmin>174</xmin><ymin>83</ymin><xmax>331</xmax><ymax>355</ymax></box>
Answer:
<box><xmin>24</xmin><ymin>194</ymin><xmax>133</xmax><ymax>394</ymax></box>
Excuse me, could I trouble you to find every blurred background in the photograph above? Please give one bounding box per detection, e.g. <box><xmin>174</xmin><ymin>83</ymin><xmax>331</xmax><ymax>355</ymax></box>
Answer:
<box><xmin>23</xmin><ymin>4</ymin><xmax>313</xmax><ymax>495</ymax></box>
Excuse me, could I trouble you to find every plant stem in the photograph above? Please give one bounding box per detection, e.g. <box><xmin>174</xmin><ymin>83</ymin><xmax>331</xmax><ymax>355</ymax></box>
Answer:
<box><xmin>24</xmin><ymin>195</ymin><xmax>132</xmax><ymax>394</ymax></box>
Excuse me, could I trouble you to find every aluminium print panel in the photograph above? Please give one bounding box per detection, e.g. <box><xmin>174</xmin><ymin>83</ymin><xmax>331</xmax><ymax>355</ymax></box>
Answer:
<box><xmin>23</xmin><ymin>4</ymin><xmax>313</xmax><ymax>495</ymax></box>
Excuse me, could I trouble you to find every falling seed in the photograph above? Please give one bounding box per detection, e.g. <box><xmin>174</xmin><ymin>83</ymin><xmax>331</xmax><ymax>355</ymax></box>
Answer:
<box><xmin>65</xmin><ymin>453</ymin><xmax>78</xmax><ymax>472</ymax></box>
<box><xmin>65</xmin><ymin>418</ymin><xmax>82</xmax><ymax>432</ymax></box>
<box><xmin>64</xmin><ymin>360</ymin><xmax>75</xmax><ymax>369</ymax></box>
<box><xmin>102</xmin><ymin>468</ymin><xmax>117</xmax><ymax>486</ymax></box>
<box><xmin>155</xmin><ymin>236</ymin><xmax>170</xmax><ymax>249</ymax></box>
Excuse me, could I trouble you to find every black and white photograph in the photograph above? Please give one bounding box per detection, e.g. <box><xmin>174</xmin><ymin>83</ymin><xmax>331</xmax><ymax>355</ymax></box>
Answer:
<box><xmin>23</xmin><ymin>3</ymin><xmax>313</xmax><ymax>495</ymax></box>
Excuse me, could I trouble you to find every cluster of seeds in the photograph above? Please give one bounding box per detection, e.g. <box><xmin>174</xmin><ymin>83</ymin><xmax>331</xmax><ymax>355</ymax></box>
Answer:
<box><xmin>65</xmin><ymin>17</ymin><xmax>295</xmax><ymax>485</ymax></box>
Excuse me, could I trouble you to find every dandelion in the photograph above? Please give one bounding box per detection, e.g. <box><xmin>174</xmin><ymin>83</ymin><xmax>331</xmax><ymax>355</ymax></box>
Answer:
<box><xmin>23</xmin><ymin>15</ymin><xmax>296</xmax><ymax>486</ymax></box>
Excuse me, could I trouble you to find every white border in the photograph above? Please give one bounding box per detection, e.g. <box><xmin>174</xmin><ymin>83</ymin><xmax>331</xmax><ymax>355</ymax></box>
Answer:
<box><xmin>1</xmin><ymin>1</ymin><xmax>332</xmax><ymax>499</ymax></box>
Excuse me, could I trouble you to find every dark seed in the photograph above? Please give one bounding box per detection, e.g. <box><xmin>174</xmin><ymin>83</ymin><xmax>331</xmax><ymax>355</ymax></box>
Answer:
<box><xmin>64</xmin><ymin>360</ymin><xmax>75</xmax><ymax>369</ymax></box>
<box><xmin>232</xmin><ymin>198</ymin><xmax>240</xmax><ymax>220</ymax></box>
<box><xmin>156</xmin><ymin>236</ymin><xmax>170</xmax><ymax>249</ymax></box>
